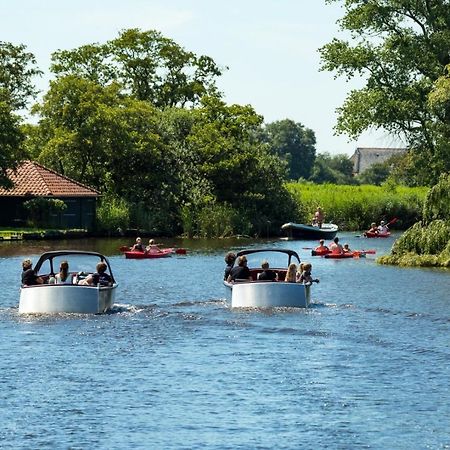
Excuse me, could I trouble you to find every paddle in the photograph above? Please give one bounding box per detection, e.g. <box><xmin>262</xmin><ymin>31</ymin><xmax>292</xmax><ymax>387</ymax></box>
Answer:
<box><xmin>352</xmin><ymin>249</ymin><xmax>376</xmax><ymax>257</ymax></box>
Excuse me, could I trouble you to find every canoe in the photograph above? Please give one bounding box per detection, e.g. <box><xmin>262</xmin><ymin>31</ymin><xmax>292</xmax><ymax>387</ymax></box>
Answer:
<box><xmin>364</xmin><ymin>231</ymin><xmax>391</xmax><ymax>238</ymax></box>
<box><xmin>324</xmin><ymin>252</ymin><xmax>355</xmax><ymax>259</ymax></box>
<box><xmin>281</xmin><ymin>222</ymin><xmax>338</xmax><ymax>240</ymax></box>
<box><xmin>124</xmin><ymin>248</ymin><xmax>173</xmax><ymax>259</ymax></box>
<box><xmin>311</xmin><ymin>249</ymin><xmax>330</xmax><ymax>256</ymax></box>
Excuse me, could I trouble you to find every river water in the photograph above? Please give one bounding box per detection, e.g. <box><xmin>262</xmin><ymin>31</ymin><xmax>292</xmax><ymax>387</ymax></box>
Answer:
<box><xmin>0</xmin><ymin>234</ymin><xmax>449</xmax><ymax>449</ymax></box>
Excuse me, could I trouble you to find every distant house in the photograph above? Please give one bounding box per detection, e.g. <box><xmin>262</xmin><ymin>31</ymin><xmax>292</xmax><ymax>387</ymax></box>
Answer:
<box><xmin>350</xmin><ymin>147</ymin><xmax>408</xmax><ymax>175</ymax></box>
<box><xmin>0</xmin><ymin>160</ymin><xmax>99</xmax><ymax>229</ymax></box>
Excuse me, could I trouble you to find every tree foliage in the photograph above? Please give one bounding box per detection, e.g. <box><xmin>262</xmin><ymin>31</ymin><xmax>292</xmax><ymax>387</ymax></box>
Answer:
<box><xmin>51</xmin><ymin>28</ymin><xmax>224</xmax><ymax>108</ymax></box>
<box><xmin>0</xmin><ymin>41</ymin><xmax>42</xmax><ymax>110</ymax></box>
<box><xmin>261</xmin><ymin>119</ymin><xmax>316</xmax><ymax>180</ymax></box>
<box><xmin>309</xmin><ymin>152</ymin><xmax>355</xmax><ymax>184</ymax></box>
<box><xmin>320</xmin><ymin>0</ymin><xmax>450</xmax><ymax>185</ymax></box>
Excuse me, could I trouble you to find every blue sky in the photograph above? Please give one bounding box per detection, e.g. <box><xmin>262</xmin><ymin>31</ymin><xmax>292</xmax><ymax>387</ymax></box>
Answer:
<box><xmin>1</xmin><ymin>0</ymin><xmax>403</xmax><ymax>155</ymax></box>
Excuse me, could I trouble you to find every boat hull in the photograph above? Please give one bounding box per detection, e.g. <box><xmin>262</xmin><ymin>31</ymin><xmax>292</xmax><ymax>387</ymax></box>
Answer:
<box><xmin>19</xmin><ymin>284</ymin><xmax>117</xmax><ymax>314</ymax></box>
<box><xmin>124</xmin><ymin>249</ymin><xmax>172</xmax><ymax>259</ymax></box>
<box><xmin>364</xmin><ymin>231</ymin><xmax>391</xmax><ymax>238</ymax></box>
<box><xmin>225</xmin><ymin>281</ymin><xmax>310</xmax><ymax>308</ymax></box>
<box><xmin>281</xmin><ymin>222</ymin><xmax>338</xmax><ymax>240</ymax></box>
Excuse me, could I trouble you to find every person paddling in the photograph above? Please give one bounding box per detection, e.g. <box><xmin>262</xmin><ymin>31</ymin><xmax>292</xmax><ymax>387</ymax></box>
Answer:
<box><xmin>315</xmin><ymin>239</ymin><xmax>329</xmax><ymax>252</ymax></box>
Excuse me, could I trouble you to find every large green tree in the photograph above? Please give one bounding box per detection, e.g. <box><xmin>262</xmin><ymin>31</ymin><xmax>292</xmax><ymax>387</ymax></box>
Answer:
<box><xmin>320</xmin><ymin>0</ymin><xmax>450</xmax><ymax>185</ymax></box>
<box><xmin>261</xmin><ymin>119</ymin><xmax>316</xmax><ymax>180</ymax></box>
<box><xmin>0</xmin><ymin>41</ymin><xmax>42</xmax><ymax>110</ymax></box>
<box><xmin>51</xmin><ymin>28</ymin><xmax>223</xmax><ymax>108</ymax></box>
<box><xmin>0</xmin><ymin>41</ymin><xmax>41</xmax><ymax>186</ymax></box>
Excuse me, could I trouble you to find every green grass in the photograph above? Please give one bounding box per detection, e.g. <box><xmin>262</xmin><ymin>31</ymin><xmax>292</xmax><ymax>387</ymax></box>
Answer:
<box><xmin>286</xmin><ymin>182</ymin><xmax>428</xmax><ymax>230</ymax></box>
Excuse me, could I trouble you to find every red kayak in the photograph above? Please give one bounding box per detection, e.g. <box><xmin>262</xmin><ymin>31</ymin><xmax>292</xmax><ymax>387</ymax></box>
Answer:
<box><xmin>324</xmin><ymin>252</ymin><xmax>355</xmax><ymax>259</ymax></box>
<box><xmin>124</xmin><ymin>248</ymin><xmax>173</xmax><ymax>259</ymax></box>
<box><xmin>364</xmin><ymin>231</ymin><xmax>391</xmax><ymax>238</ymax></box>
<box><xmin>311</xmin><ymin>249</ymin><xmax>331</xmax><ymax>256</ymax></box>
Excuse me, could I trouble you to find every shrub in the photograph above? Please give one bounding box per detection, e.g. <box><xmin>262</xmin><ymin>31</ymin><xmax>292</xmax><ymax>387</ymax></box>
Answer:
<box><xmin>96</xmin><ymin>195</ymin><xmax>130</xmax><ymax>232</ymax></box>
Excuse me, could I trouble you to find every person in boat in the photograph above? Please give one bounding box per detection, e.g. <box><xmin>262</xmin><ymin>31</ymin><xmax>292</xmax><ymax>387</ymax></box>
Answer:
<box><xmin>329</xmin><ymin>237</ymin><xmax>344</xmax><ymax>254</ymax></box>
<box><xmin>21</xmin><ymin>259</ymin><xmax>43</xmax><ymax>286</ymax></box>
<box><xmin>146</xmin><ymin>239</ymin><xmax>162</xmax><ymax>253</ymax></box>
<box><xmin>224</xmin><ymin>252</ymin><xmax>237</xmax><ymax>280</ymax></box>
<box><xmin>227</xmin><ymin>255</ymin><xmax>252</xmax><ymax>282</ymax></box>
<box><xmin>312</xmin><ymin>207</ymin><xmax>325</xmax><ymax>228</ymax></box>
<box><xmin>365</xmin><ymin>222</ymin><xmax>379</xmax><ymax>235</ymax></box>
<box><xmin>257</xmin><ymin>260</ymin><xmax>278</xmax><ymax>281</ymax></box>
<box><xmin>296</xmin><ymin>262</ymin><xmax>319</xmax><ymax>285</ymax></box>
<box><xmin>49</xmin><ymin>261</ymin><xmax>72</xmax><ymax>284</ymax></box>
<box><xmin>79</xmin><ymin>262</ymin><xmax>112</xmax><ymax>286</ymax></box>
<box><xmin>284</xmin><ymin>263</ymin><xmax>298</xmax><ymax>282</ymax></box>
<box><xmin>131</xmin><ymin>237</ymin><xmax>145</xmax><ymax>252</ymax></box>
<box><xmin>315</xmin><ymin>239</ymin><xmax>329</xmax><ymax>253</ymax></box>
<box><xmin>377</xmin><ymin>220</ymin><xmax>389</xmax><ymax>234</ymax></box>
<box><xmin>343</xmin><ymin>243</ymin><xmax>352</xmax><ymax>253</ymax></box>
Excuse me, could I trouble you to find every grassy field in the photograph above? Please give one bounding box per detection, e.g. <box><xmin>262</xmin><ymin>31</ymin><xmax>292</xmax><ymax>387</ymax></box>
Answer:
<box><xmin>286</xmin><ymin>182</ymin><xmax>429</xmax><ymax>230</ymax></box>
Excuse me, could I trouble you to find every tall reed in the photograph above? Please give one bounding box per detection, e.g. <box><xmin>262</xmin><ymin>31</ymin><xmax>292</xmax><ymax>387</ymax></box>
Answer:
<box><xmin>286</xmin><ymin>182</ymin><xmax>427</xmax><ymax>230</ymax></box>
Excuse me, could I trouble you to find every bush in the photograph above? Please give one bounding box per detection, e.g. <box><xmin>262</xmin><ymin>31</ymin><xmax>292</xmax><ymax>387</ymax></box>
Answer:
<box><xmin>96</xmin><ymin>195</ymin><xmax>130</xmax><ymax>232</ymax></box>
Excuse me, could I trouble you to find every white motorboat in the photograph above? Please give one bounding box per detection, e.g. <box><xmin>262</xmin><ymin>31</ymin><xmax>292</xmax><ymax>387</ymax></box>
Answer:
<box><xmin>19</xmin><ymin>250</ymin><xmax>118</xmax><ymax>314</ymax></box>
<box><xmin>223</xmin><ymin>249</ymin><xmax>311</xmax><ymax>308</ymax></box>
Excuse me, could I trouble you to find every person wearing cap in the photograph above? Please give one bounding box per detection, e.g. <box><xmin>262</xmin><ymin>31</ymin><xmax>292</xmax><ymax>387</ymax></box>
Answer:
<box><xmin>146</xmin><ymin>239</ymin><xmax>162</xmax><ymax>253</ymax></box>
<box><xmin>367</xmin><ymin>222</ymin><xmax>379</xmax><ymax>234</ymax></box>
<box><xmin>314</xmin><ymin>239</ymin><xmax>329</xmax><ymax>253</ymax></box>
<box><xmin>131</xmin><ymin>237</ymin><xmax>145</xmax><ymax>252</ymax></box>
<box><xmin>377</xmin><ymin>220</ymin><xmax>389</xmax><ymax>234</ymax></box>
<box><xmin>21</xmin><ymin>259</ymin><xmax>43</xmax><ymax>286</ymax></box>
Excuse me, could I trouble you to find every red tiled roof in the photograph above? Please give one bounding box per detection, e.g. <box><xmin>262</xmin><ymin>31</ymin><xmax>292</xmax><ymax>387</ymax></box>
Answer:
<box><xmin>0</xmin><ymin>161</ymin><xmax>99</xmax><ymax>197</ymax></box>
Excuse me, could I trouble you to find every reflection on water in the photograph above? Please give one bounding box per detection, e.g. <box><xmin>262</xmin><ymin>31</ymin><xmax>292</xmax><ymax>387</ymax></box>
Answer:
<box><xmin>0</xmin><ymin>234</ymin><xmax>449</xmax><ymax>449</ymax></box>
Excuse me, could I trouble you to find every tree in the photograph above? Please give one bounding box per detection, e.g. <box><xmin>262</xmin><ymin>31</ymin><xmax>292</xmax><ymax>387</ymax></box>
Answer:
<box><xmin>51</xmin><ymin>28</ymin><xmax>224</xmax><ymax>108</ymax></box>
<box><xmin>0</xmin><ymin>101</ymin><xmax>25</xmax><ymax>187</ymax></box>
<box><xmin>261</xmin><ymin>119</ymin><xmax>316</xmax><ymax>180</ymax></box>
<box><xmin>0</xmin><ymin>42</ymin><xmax>41</xmax><ymax>186</ymax></box>
<box><xmin>357</xmin><ymin>162</ymin><xmax>391</xmax><ymax>185</ymax></box>
<box><xmin>320</xmin><ymin>0</ymin><xmax>450</xmax><ymax>185</ymax></box>
<box><xmin>309</xmin><ymin>152</ymin><xmax>355</xmax><ymax>184</ymax></box>
<box><xmin>0</xmin><ymin>41</ymin><xmax>42</xmax><ymax>110</ymax></box>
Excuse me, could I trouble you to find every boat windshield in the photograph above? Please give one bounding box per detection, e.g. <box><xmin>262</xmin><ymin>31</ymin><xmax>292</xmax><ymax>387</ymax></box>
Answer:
<box><xmin>37</xmin><ymin>254</ymin><xmax>111</xmax><ymax>277</ymax></box>
<box><xmin>239</xmin><ymin>250</ymin><xmax>299</xmax><ymax>270</ymax></box>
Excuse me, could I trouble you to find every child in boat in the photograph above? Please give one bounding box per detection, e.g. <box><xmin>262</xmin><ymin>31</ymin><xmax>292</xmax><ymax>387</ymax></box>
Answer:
<box><xmin>296</xmin><ymin>263</ymin><xmax>319</xmax><ymax>285</ymax></box>
<box><xmin>343</xmin><ymin>243</ymin><xmax>352</xmax><ymax>253</ymax></box>
<box><xmin>257</xmin><ymin>260</ymin><xmax>278</xmax><ymax>281</ymax></box>
<box><xmin>131</xmin><ymin>237</ymin><xmax>145</xmax><ymax>252</ymax></box>
<box><xmin>284</xmin><ymin>263</ymin><xmax>297</xmax><ymax>282</ymax></box>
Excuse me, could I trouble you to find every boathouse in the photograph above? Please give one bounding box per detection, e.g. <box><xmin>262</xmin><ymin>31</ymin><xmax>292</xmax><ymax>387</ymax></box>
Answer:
<box><xmin>0</xmin><ymin>160</ymin><xmax>99</xmax><ymax>230</ymax></box>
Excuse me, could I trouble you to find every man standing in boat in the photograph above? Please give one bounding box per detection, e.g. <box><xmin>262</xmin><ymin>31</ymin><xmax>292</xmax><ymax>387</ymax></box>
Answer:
<box><xmin>312</xmin><ymin>207</ymin><xmax>325</xmax><ymax>228</ymax></box>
